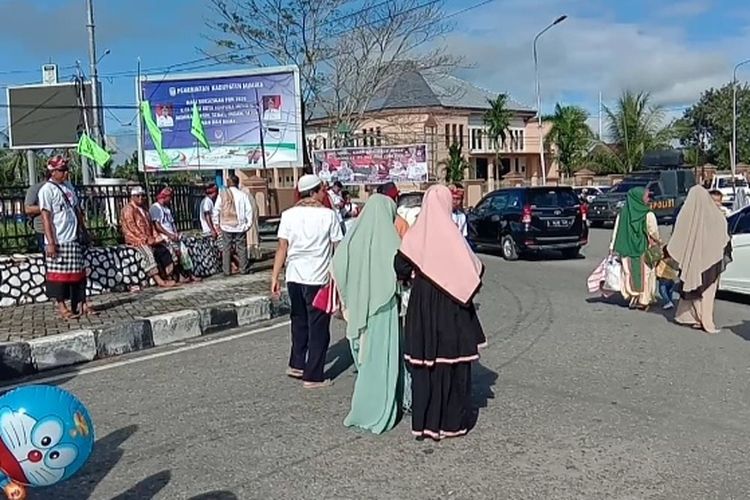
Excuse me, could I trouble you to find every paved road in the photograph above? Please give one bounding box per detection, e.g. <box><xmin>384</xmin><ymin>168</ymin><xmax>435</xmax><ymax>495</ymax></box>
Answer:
<box><xmin>11</xmin><ymin>228</ymin><xmax>750</xmax><ymax>499</ymax></box>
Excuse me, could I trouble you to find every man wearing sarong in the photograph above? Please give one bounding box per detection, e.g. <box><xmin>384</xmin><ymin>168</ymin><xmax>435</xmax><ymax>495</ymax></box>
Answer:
<box><xmin>121</xmin><ymin>187</ymin><xmax>175</xmax><ymax>289</ymax></box>
<box><xmin>39</xmin><ymin>156</ymin><xmax>89</xmax><ymax>319</ymax></box>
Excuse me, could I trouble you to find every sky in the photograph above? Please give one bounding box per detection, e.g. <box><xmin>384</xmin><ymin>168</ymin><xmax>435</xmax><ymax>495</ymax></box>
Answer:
<box><xmin>0</xmin><ymin>0</ymin><xmax>747</xmax><ymax>158</ymax></box>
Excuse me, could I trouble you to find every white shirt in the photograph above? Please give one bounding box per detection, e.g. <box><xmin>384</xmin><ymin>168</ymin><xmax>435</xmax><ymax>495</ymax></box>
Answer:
<box><xmin>156</xmin><ymin>115</ymin><xmax>174</xmax><ymax>128</ymax></box>
<box><xmin>452</xmin><ymin>211</ymin><xmax>468</xmax><ymax>237</ymax></box>
<box><xmin>200</xmin><ymin>196</ymin><xmax>215</xmax><ymax>235</ymax></box>
<box><xmin>212</xmin><ymin>187</ymin><xmax>254</xmax><ymax>233</ymax></box>
<box><xmin>149</xmin><ymin>203</ymin><xmax>178</xmax><ymax>236</ymax></box>
<box><xmin>38</xmin><ymin>181</ymin><xmax>79</xmax><ymax>244</ymax></box>
<box><xmin>277</xmin><ymin>205</ymin><xmax>343</xmax><ymax>285</ymax></box>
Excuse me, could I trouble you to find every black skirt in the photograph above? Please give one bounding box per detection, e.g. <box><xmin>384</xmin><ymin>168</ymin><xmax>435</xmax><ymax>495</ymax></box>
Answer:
<box><xmin>395</xmin><ymin>251</ymin><xmax>486</xmax><ymax>439</ymax></box>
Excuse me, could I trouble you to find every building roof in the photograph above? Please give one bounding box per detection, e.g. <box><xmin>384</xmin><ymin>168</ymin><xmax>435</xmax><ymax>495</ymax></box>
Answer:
<box><xmin>309</xmin><ymin>69</ymin><xmax>534</xmax><ymax>121</ymax></box>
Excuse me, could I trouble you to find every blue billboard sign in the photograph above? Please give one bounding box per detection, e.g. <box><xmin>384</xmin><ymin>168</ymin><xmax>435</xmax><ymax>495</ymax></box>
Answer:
<box><xmin>138</xmin><ymin>66</ymin><xmax>302</xmax><ymax>171</ymax></box>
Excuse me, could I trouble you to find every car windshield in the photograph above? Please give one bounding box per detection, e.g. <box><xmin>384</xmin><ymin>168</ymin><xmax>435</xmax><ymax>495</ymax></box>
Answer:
<box><xmin>718</xmin><ymin>177</ymin><xmax>748</xmax><ymax>188</ymax></box>
<box><xmin>610</xmin><ymin>182</ymin><xmax>648</xmax><ymax>193</ymax></box>
<box><xmin>398</xmin><ymin>193</ymin><xmax>423</xmax><ymax>208</ymax></box>
<box><xmin>527</xmin><ymin>189</ymin><xmax>579</xmax><ymax>208</ymax></box>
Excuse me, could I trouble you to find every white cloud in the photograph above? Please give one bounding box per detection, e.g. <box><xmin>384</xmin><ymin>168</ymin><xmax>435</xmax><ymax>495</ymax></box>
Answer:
<box><xmin>443</xmin><ymin>0</ymin><xmax>741</xmax><ymax>116</ymax></box>
<box><xmin>656</xmin><ymin>0</ymin><xmax>713</xmax><ymax>18</ymax></box>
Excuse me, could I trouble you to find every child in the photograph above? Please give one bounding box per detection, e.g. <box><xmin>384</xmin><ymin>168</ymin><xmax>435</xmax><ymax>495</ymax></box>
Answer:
<box><xmin>656</xmin><ymin>247</ymin><xmax>679</xmax><ymax>310</ymax></box>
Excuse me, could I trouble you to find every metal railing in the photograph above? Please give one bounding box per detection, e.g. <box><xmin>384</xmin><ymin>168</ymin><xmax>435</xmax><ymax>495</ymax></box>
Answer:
<box><xmin>0</xmin><ymin>183</ymin><xmax>206</xmax><ymax>254</ymax></box>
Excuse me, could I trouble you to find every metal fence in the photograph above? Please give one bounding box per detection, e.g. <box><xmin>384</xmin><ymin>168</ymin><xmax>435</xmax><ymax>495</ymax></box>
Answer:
<box><xmin>0</xmin><ymin>183</ymin><xmax>206</xmax><ymax>254</ymax></box>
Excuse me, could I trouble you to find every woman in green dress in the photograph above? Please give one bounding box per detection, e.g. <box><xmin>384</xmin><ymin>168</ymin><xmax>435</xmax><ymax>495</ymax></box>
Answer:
<box><xmin>609</xmin><ymin>187</ymin><xmax>662</xmax><ymax>309</ymax></box>
<box><xmin>332</xmin><ymin>193</ymin><xmax>405</xmax><ymax>434</ymax></box>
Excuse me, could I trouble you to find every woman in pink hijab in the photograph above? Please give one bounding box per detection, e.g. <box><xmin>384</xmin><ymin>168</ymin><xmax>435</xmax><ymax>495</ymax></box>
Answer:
<box><xmin>394</xmin><ymin>184</ymin><xmax>486</xmax><ymax>441</ymax></box>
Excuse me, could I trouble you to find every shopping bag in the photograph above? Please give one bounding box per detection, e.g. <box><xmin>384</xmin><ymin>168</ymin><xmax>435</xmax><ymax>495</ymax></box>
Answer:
<box><xmin>603</xmin><ymin>257</ymin><xmax>622</xmax><ymax>292</ymax></box>
<box><xmin>179</xmin><ymin>241</ymin><xmax>194</xmax><ymax>271</ymax></box>
<box><xmin>312</xmin><ymin>280</ymin><xmax>340</xmax><ymax>314</ymax></box>
<box><xmin>587</xmin><ymin>257</ymin><xmax>608</xmax><ymax>293</ymax></box>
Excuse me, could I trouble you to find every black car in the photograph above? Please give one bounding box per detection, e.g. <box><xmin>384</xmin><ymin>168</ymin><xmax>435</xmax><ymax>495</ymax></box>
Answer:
<box><xmin>467</xmin><ymin>186</ymin><xmax>589</xmax><ymax>260</ymax></box>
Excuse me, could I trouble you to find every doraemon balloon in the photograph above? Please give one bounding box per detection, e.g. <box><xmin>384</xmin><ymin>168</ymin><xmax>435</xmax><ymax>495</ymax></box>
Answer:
<box><xmin>0</xmin><ymin>385</ymin><xmax>94</xmax><ymax>500</ymax></box>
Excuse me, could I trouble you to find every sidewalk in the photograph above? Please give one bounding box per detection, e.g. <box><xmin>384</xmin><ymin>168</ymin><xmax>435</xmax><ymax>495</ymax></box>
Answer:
<box><xmin>0</xmin><ymin>266</ymin><xmax>289</xmax><ymax>380</ymax></box>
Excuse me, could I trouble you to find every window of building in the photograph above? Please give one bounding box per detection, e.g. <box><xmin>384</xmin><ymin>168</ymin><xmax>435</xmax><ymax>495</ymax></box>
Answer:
<box><xmin>452</xmin><ymin>124</ymin><xmax>458</xmax><ymax>145</ymax></box>
<box><xmin>459</xmin><ymin>124</ymin><xmax>464</xmax><ymax>147</ymax></box>
<box><xmin>518</xmin><ymin>130</ymin><xmax>524</xmax><ymax>151</ymax></box>
<box><xmin>445</xmin><ymin>124</ymin><xmax>450</xmax><ymax>147</ymax></box>
<box><xmin>376</xmin><ymin>127</ymin><xmax>382</xmax><ymax>146</ymax></box>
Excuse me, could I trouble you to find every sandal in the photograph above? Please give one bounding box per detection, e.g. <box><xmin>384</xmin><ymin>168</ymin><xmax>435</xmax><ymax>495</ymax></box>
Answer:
<box><xmin>285</xmin><ymin>368</ymin><xmax>303</xmax><ymax>379</ymax></box>
<box><xmin>303</xmin><ymin>380</ymin><xmax>333</xmax><ymax>389</ymax></box>
<box><xmin>82</xmin><ymin>305</ymin><xmax>98</xmax><ymax>317</ymax></box>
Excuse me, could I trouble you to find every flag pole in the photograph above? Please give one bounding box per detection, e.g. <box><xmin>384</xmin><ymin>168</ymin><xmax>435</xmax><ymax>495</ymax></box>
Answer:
<box><xmin>137</xmin><ymin>58</ymin><xmax>152</xmax><ymax>203</ymax></box>
<box><xmin>254</xmin><ymin>88</ymin><xmax>271</xmax><ymax>214</ymax></box>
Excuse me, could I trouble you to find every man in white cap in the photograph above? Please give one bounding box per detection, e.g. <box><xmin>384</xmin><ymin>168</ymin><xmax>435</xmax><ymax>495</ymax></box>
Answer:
<box><xmin>121</xmin><ymin>186</ymin><xmax>176</xmax><ymax>289</ymax></box>
<box><xmin>271</xmin><ymin>174</ymin><xmax>342</xmax><ymax>388</ymax></box>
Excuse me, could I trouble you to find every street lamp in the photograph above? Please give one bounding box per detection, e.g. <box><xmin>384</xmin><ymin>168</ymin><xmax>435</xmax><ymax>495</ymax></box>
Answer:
<box><xmin>732</xmin><ymin>58</ymin><xmax>750</xmax><ymax>181</ymax></box>
<box><xmin>533</xmin><ymin>14</ymin><xmax>567</xmax><ymax>185</ymax></box>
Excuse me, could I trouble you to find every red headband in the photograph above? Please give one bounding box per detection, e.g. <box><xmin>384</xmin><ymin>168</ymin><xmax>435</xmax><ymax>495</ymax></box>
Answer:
<box><xmin>47</xmin><ymin>155</ymin><xmax>69</xmax><ymax>170</ymax></box>
<box><xmin>157</xmin><ymin>188</ymin><xmax>173</xmax><ymax>201</ymax></box>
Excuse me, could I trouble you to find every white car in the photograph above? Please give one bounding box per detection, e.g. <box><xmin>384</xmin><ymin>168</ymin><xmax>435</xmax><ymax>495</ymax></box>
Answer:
<box><xmin>709</xmin><ymin>174</ymin><xmax>750</xmax><ymax>209</ymax></box>
<box><xmin>720</xmin><ymin>205</ymin><xmax>750</xmax><ymax>295</ymax></box>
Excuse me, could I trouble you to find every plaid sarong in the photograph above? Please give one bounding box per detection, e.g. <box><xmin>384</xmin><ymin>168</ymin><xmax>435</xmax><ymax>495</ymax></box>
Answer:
<box><xmin>46</xmin><ymin>241</ymin><xmax>85</xmax><ymax>283</ymax></box>
<box><xmin>134</xmin><ymin>245</ymin><xmax>158</xmax><ymax>275</ymax></box>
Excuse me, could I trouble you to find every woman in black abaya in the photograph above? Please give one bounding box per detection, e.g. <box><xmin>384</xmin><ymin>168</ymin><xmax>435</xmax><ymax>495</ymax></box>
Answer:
<box><xmin>395</xmin><ymin>184</ymin><xmax>486</xmax><ymax>440</ymax></box>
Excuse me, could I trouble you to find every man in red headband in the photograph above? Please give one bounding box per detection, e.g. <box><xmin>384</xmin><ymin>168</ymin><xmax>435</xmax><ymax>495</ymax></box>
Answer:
<box><xmin>377</xmin><ymin>182</ymin><xmax>409</xmax><ymax>238</ymax></box>
<box><xmin>38</xmin><ymin>155</ymin><xmax>90</xmax><ymax>318</ymax></box>
<box><xmin>449</xmin><ymin>183</ymin><xmax>468</xmax><ymax>237</ymax></box>
<box><xmin>149</xmin><ymin>187</ymin><xmax>200</xmax><ymax>282</ymax></box>
<box><xmin>200</xmin><ymin>184</ymin><xmax>219</xmax><ymax>238</ymax></box>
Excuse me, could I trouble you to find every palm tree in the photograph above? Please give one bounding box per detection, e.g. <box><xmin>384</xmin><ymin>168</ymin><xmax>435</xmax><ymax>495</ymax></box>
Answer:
<box><xmin>546</xmin><ymin>104</ymin><xmax>593</xmax><ymax>179</ymax></box>
<box><xmin>483</xmin><ymin>94</ymin><xmax>513</xmax><ymax>177</ymax></box>
<box><xmin>600</xmin><ymin>91</ymin><xmax>673</xmax><ymax>173</ymax></box>
<box><xmin>444</xmin><ymin>143</ymin><xmax>467</xmax><ymax>183</ymax></box>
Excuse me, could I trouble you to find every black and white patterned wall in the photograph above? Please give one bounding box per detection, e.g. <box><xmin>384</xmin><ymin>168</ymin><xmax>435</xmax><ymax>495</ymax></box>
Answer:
<box><xmin>0</xmin><ymin>237</ymin><xmax>221</xmax><ymax>307</ymax></box>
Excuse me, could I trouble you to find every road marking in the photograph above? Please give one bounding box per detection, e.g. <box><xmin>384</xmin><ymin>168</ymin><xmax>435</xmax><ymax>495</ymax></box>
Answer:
<box><xmin>0</xmin><ymin>320</ymin><xmax>291</xmax><ymax>391</ymax></box>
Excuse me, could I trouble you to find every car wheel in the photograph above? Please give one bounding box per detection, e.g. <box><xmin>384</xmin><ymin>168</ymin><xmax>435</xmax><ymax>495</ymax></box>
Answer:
<box><xmin>562</xmin><ymin>246</ymin><xmax>581</xmax><ymax>259</ymax></box>
<box><xmin>501</xmin><ymin>235</ymin><xmax>519</xmax><ymax>261</ymax></box>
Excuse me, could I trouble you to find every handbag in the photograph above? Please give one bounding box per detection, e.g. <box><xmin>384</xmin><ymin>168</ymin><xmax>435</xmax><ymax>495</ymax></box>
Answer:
<box><xmin>603</xmin><ymin>256</ymin><xmax>622</xmax><ymax>292</ymax></box>
<box><xmin>644</xmin><ymin>245</ymin><xmax>662</xmax><ymax>268</ymax></box>
<box><xmin>312</xmin><ymin>280</ymin><xmax>340</xmax><ymax>314</ymax></box>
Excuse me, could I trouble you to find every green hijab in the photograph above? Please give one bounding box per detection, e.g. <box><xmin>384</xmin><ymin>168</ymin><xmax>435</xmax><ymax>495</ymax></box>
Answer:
<box><xmin>613</xmin><ymin>186</ymin><xmax>651</xmax><ymax>289</ymax></box>
<box><xmin>332</xmin><ymin>194</ymin><xmax>401</xmax><ymax>340</ymax></box>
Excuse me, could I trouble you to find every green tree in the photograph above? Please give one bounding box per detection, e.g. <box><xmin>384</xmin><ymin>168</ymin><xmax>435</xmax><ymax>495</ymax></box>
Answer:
<box><xmin>676</xmin><ymin>83</ymin><xmax>750</xmax><ymax>168</ymax></box>
<box><xmin>546</xmin><ymin>104</ymin><xmax>593</xmax><ymax>178</ymax></box>
<box><xmin>483</xmin><ymin>93</ymin><xmax>513</xmax><ymax>177</ymax></box>
<box><xmin>113</xmin><ymin>151</ymin><xmax>144</xmax><ymax>182</ymax></box>
<box><xmin>597</xmin><ymin>91</ymin><xmax>673</xmax><ymax>173</ymax></box>
<box><xmin>444</xmin><ymin>143</ymin><xmax>467</xmax><ymax>183</ymax></box>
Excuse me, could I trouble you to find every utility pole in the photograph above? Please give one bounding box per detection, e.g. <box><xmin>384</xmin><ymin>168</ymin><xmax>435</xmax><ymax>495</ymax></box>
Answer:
<box><xmin>598</xmin><ymin>91</ymin><xmax>603</xmax><ymax>140</ymax></box>
<box><xmin>86</xmin><ymin>0</ymin><xmax>103</xmax><ymax>178</ymax></box>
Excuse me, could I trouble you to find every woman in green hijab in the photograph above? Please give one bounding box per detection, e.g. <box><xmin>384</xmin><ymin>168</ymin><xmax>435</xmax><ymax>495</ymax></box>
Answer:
<box><xmin>332</xmin><ymin>193</ymin><xmax>405</xmax><ymax>434</ymax></box>
<box><xmin>609</xmin><ymin>186</ymin><xmax>662</xmax><ymax>309</ymax></box>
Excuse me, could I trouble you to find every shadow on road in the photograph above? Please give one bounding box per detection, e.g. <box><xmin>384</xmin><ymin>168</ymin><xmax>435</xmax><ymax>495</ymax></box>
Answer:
<box><xmin>469</xmin><ymin>362</ymin><xmax>498</xmax><ymax>431</ymax></box>
<box><xmin>325</xmin><ymin>337</ymin><xmax>353</xmax><ymax>380</ymax></box>
<box><xmin>110</xmin><ymin>470</ymin><xmax>171</xmax><ymax>500</ymax></box>
<box><xmin>729</xmin><ymin>321</ymin><xmax>750</xmax><ymax>341</ymax></box>
<box><xmin>38</xmin><ymin>424</ymin><xmax>138</xmax><ymax>499</ymax></box>
<box><xmin>188</xmin><ymin>492</ymin><xmax>238</xmax><ymax>500</ymax></box>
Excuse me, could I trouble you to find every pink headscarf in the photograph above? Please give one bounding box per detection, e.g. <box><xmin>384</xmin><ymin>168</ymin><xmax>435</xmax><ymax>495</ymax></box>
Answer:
<box><xmin>400</xmin><ymin>184</ymin><xmax>482</xmax><ymax>304</ymax></box>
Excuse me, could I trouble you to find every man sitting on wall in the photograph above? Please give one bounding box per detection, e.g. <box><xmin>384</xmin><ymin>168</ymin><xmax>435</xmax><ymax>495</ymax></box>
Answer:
<box><xmin>121</xmin><ymin>187</ymin><xmax>175</xmax><ymax>289</ymax></box>
<box><xmin>150</xmin><ymin>187</ymin><xmax>200</xmax><ymax>283</ymax></box>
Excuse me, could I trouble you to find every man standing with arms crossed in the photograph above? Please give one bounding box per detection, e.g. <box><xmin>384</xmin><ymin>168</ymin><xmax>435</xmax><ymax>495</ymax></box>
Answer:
<box><xmin>213</xmin><ymin>174</ymin><xmax>254</xmax><ymax>275</ymax></box>
<box><xmin>271</xmin><ymin>174</ymin><xmax>342</xmax><ymax>388</ymax></box>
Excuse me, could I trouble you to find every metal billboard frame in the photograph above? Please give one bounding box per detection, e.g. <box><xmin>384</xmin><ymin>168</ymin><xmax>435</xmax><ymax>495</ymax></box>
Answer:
<box><xmin>6</xmin><ymin>81</ymin><xmax>95</xmax><ymax>150</ymax></box>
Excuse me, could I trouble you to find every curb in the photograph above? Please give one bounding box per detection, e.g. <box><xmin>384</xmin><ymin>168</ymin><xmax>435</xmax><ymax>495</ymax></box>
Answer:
<box><xmin>0</xmin><ymin>291</ymin><xmax>290</xmax><ymax>380</ymax></box>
